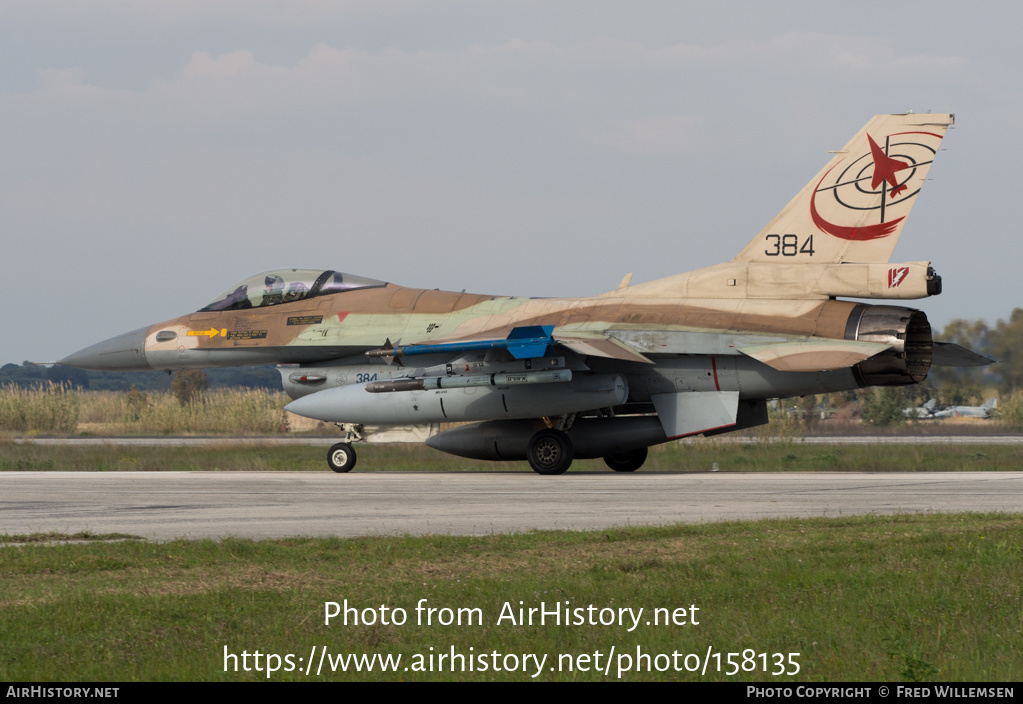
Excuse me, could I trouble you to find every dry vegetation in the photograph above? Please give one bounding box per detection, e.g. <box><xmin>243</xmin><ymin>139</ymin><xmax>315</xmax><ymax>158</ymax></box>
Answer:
<box><xmin>0</xmin><ymin>385</ymin><xmax>80</xmax><ymax>434</ymax></box>
<box><xmin>2</xmin><ymin>385</ymin><xmax>1022</xmax><ymax>437</ymax></box>
<box><xmin>1</xmin><ymin>386</ymin><xmax>290</xmax><ymax>435</ymax></box>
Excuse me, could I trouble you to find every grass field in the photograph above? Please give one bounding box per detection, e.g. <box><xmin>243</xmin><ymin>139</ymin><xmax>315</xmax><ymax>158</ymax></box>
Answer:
<box><xmin>2</xmin><ymin>438</ymin><xmax>1022</xmax><ymax>473</ymax></box>
<box><xmin>1</xmin><ymin>513</ymin><xmax>1020</xmax><ymax>682</ymax></box>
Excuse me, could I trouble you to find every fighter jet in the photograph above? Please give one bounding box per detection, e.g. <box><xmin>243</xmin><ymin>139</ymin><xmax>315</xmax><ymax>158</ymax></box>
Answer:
<box><xmin>933</xmin><ymin>397</ymin><xmax>998</xmax><ymax>419</ymax></box>
<box><xmin>903</xmin><ymin>398</ymin><xmax>938</xmax><ymax>420</ymax></box>
<box><xmin>60</xmin><ymin>113</ymin><xmax>994</xmax><ymax>474</ymax></box>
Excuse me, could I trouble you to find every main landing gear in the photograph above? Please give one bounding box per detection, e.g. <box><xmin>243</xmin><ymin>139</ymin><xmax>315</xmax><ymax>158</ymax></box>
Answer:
<box><xmin>525</xmin><ymin>428</ymin><xmax>650</xmax><ymax>475</ymax></box>
<box><xmin>527</xmin><ymin>428</ymin><xmax>574</xmax><ymax>475</ymax></box>
<box><xmin>322</xmin><ymin>422</ymin><xmax>650</xmax><ymax>475</ymax></box>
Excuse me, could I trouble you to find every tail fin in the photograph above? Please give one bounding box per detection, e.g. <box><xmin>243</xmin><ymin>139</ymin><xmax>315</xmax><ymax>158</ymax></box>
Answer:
<box><xmin>735</xmin><ymin>113</ymin><xmax>954</xmax><ymax>264</ymax></box>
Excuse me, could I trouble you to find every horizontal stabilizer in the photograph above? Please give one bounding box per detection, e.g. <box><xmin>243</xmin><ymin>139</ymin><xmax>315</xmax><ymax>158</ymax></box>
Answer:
<box><xmin>651</xmin><ymin>391</ymin><xmax>739</xmax><ymax>439</ymax></box>
<box><xmin>931</xmin><ymin>341</ymin><xmax>996</xmax><ymax>367</ymax></box>
<box><xmin>738</xmin><ymin>339</ymin><xmax>890</xmax><ymax>372</ymax></box>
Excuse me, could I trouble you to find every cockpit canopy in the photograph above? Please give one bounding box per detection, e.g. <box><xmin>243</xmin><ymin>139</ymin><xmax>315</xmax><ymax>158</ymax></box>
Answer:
<box><xmin>199</xmin><ymin>269</ymin><xmax>387</xmax><ymax>312</ymax></box>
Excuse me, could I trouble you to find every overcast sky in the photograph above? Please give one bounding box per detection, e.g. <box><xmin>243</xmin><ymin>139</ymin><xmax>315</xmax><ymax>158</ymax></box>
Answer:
<box><xmin>3</xmin><ymin>0</ymin><xmax>1019</xmax><ymax>365</ymax></box>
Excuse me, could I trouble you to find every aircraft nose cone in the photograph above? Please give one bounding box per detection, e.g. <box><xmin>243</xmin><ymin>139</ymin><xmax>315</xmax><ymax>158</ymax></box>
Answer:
<box><xmin>285</xmin><ymin>391</ymin><xmax>335</xmax><ymax>422</ymax></box>
<box><xmin>59</xmin><ymin>326</ymin><xmax>151</xmax><ymax>371</ymax></box>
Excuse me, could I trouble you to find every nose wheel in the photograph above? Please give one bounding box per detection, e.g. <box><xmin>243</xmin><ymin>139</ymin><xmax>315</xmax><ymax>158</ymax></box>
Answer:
<box><xmin>327</xmin><ymin>442</ymin><xmax>357</xmax><ymax>473</ymax></box>
<box><xmin>527</xmin><ymin>429</ymin><xmax>574</xmax><ymax>475</ymax></box>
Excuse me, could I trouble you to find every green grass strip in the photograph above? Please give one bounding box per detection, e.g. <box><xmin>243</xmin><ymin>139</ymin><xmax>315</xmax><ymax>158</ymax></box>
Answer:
<box><xmin>1</xmin><ymin>531</ymin><xmax>142</xmax><ymax>544</ymax></box>
<box><xmin>1</xmin><ymin>512</ymin><xmax>1020</xmax><ymax>681</ymax></box>
<box><xmin>1</xmin><ymin>440</ymin><xmax>1022</xmax><ymax>473</ymax></box>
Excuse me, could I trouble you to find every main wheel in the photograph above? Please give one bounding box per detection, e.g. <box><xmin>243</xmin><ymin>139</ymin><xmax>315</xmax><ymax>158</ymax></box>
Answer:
<box><xmin>327</xmin><ymin>442</ymin><xmax>357</xmax><ymax>473</ymax></box>
<box><xmin>603</xmin><ymin>447</ymin><xmax>648</xmax><ymax>472</ymax></box>
<box><xmin>527</xmin><ymin>429</ymin><xmax>574</xmax><ymax>475</ymax></box>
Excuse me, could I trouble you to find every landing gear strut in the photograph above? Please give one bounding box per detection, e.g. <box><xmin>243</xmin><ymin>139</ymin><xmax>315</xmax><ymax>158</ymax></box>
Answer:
<box><xmin>527</xmin><ymin>429</ymin><xmax>574</xmax><ymax>475</ymax></box>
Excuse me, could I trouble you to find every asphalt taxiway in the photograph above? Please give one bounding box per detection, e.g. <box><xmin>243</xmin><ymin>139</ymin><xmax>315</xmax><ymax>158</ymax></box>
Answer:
<box><xmin>2</xmin><ymin>471</ymin><xmax>1021</xmax><ymax>541</ymax></box>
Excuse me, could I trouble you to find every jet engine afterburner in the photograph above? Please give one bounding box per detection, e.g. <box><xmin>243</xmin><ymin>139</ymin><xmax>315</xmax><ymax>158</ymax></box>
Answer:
<box><xmin>846</xmin><ymin>304</ymin><xmax>932</xmax><ymax>386</ymax></box>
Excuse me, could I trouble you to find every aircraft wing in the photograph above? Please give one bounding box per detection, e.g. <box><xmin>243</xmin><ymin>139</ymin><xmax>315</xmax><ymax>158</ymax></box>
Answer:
<box><xmin>381</xmin><ymin>325</ymin><xmax>898</xmax><ymax>372</ymax></box>
<box><xmin>367</xmin><ymin>326</ymin><xmax>655</xmax><ymax>364</ymax></box>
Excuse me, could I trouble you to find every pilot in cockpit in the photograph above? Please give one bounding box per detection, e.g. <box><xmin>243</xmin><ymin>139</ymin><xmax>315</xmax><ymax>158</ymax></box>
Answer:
<box><xmin>261</xmin><ymin>274</ymin><xmax>285</xmax><ymax>306</ymax></box>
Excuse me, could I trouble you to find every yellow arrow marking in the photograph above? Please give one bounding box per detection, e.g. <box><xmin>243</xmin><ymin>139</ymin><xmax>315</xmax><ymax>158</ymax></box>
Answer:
<box><xmin>187</xmin><ymin>328</ymin><xmax>224</xmax><ymax>338</ymax></box>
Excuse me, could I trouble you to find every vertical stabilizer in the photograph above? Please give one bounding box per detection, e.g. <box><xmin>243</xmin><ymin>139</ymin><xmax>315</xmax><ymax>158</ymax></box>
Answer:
<box><xmin>735</xmin><ymin>114</ymin><xmax>954</xmax><ymax>264</ymax></box>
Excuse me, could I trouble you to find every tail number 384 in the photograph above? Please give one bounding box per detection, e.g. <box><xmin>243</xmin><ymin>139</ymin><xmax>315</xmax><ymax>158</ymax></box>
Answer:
<box><xmin>765</xmin><ymin>234</ymin><xmax>814</xmax><ymax>257</ymax></box>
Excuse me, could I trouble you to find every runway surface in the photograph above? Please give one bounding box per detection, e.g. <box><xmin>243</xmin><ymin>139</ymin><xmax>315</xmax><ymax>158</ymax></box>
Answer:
<box><xmin>2</xmin><ymin>471</ymin><xmax>1021</xmax><ymax>541</ymax></box>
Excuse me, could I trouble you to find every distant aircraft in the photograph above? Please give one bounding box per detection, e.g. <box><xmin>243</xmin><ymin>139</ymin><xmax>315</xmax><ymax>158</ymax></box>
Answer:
<box><xmin>60</xmin><ymin>113</ymin><xmax>994</xmax><ymax>474</ymax></box>
<box><xmin>904</xmin><ymin>399</ymin><xmax>938</xmax><ymax>419</ymax></box>
<box><xmin>933</xmin><ymin>398</ymin><xmax>998</xmax><ymax>419</ymax></box>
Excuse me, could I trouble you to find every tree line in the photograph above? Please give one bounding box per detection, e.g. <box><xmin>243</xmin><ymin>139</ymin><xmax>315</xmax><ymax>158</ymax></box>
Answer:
<box><xmin>928</xmin><ymin>307</ymin><xmax>1023</xmax><ymax>401</ymax></box>
<box><xmin>0</xmin><ymin>362</ymin><xmax>283</xmax><ymax>392</ymax></box>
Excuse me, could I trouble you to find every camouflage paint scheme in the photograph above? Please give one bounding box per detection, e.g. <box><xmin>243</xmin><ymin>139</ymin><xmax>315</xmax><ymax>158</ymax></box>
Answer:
<box><xmin>61</xmin><ymin>114</ymin><xmax>991</xmax><ymax>474</ymax></box>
